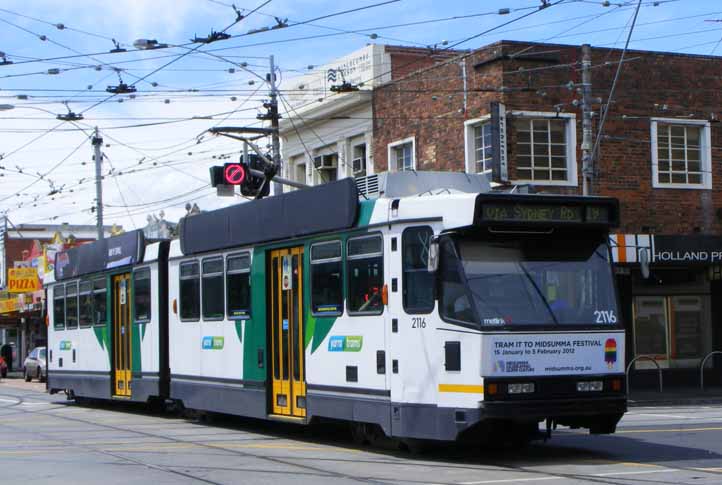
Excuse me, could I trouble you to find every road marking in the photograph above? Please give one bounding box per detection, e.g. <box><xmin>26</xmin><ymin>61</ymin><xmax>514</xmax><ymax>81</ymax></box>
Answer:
<box><xmin>460</xmin><ymin>477</ymin><xmax>558</xmax><ymax>484</ymax></box>
<box><xmin>629</xmin><ymin>413</ymin><xmax>693</xmax><ymax>419</ymax></box>
<box><xmin>592</xmin><ymin>469</ymin><xmax>677</xmax><ymax>477</ymax></box>
<box><xmin>461</xmin><ymin>469</ymin><xmax>684</xmax><ymax>484</ymax></box>
<box><xmin>617</xmin><ymin>426</ymin><xmax>722</xmax><ymax>434</ymax></box>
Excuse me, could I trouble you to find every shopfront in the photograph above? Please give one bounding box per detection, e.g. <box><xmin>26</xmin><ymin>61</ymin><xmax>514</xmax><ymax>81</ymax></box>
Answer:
<box><xmin>612</xmin><ymin>234</ymin><xmax>722</xmax><ymax>387</ymax></box>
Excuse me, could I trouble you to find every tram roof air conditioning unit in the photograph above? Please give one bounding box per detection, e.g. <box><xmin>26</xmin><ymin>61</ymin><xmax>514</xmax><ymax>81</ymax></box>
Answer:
<box><xmin>355</xmin><ymin>171</ymin><xmax>491</xmax><ymax>200</ymax></box>
<box><xmin>313</xmin><ymin>154</ymin><xmax>337</xmax><ymax>170</ymax></box>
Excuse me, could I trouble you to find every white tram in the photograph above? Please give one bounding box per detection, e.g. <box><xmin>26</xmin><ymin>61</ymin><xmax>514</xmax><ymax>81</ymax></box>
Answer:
<box><xmin>48</xmin><ymin>172</ymin><xmax>626</xmax><ymax>444</ymax></box>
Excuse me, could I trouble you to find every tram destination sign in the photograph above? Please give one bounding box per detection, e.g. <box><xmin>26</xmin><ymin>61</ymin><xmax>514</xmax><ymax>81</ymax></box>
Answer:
<box><xmin>478</xmin><ymin>202</ymin><xmax>611</xmax><ymax>224</ymax></box>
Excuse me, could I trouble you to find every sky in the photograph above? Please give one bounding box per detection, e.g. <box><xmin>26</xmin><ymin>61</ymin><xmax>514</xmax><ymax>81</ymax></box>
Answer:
<box><xmin>0</xmin><ymin>0</ymin><xmax>720</xmax><ymax>232</ymax></box>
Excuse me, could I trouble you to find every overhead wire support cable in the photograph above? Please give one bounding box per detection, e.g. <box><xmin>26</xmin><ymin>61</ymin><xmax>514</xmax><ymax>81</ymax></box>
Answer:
<box><xmin>591</xmin><ymin>0</ymin><xmax>643</xmax><ymax>174</ymax></box>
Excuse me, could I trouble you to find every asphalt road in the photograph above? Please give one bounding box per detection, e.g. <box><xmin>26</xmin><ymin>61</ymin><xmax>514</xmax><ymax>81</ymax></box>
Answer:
<box><xmin>1</xmin><ymin>380</ymin><xmax>722</xmax><ymax>484</ymax></box>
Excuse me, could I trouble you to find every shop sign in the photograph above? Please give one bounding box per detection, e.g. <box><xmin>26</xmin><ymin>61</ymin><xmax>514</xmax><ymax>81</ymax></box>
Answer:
<box><xmin>7</xmin><ymin>268</ymin><xmax>40</xmax><ymax>293</ymax></box>
<box><xmin>0</xmin><ymin>297</ymin><xmax>19</xmax><ymax>314</ymax></box>
<box><xmin>490</xmin><ymin>101</ymin><xmax>508</xmax><ymax>182</ymax></box>
<box><xmin>653</xmin><ymin>235</ymin><xmax>722</xmax><ymax>265</ymax></box>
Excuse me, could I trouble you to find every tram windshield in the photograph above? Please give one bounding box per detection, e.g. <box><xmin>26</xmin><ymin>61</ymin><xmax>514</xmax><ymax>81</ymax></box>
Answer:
<box><xmin>439</xmin><ymin>236</ymin><xmax>619</xmax><ymax>328</ymax></box>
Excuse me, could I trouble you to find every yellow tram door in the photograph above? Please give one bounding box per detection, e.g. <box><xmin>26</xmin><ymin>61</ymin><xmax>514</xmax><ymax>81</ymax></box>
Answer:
<box><xmin>112</xmin><ymin>273</ymin><xmax>132</xmax><ymax>397</ymax></box>
<box><xmin>269</xmin><ymin>247</ymin><xmax>306</xmax><ymax>418</ymax></box>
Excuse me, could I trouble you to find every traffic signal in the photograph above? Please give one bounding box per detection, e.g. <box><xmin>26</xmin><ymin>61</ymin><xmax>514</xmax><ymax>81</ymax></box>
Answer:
<box><xmin>209</xmin><ymin>154</ymin><xmax>272</xmax><ymax>198</ymax></box>
<box><xmin>239</xmin><ymin>154</ymin><xmax>270</xmax><ymax>197</ymax></box>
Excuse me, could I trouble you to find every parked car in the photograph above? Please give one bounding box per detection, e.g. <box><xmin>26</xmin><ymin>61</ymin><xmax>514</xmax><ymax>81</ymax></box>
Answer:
<box><xmin>0</xmin><ymin>356</ymin><xmax>7</xmax><ymax>378</ymax></box>
<box><xmin>23</xmin><ymin>347</ymin><xmax>46</xmax><ymax>382</ymax></box>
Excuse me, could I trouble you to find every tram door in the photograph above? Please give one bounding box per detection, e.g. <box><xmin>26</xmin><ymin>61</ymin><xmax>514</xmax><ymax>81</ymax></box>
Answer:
<box><xmin>112</xmin><ymin>273</ymin><xmax>132</xmax><ymax>397</ymax></box>
<box><xmin>269</xmin><ymin>247</ymin><xmax>306</xmax><ymax>417</ymax></box>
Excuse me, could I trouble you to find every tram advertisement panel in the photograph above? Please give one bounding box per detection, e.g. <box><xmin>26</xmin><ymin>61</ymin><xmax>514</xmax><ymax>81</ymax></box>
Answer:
<box><xmin>481</xmin><ymin>332</ymin><xmax>625</xmax><ymax>377</ymax></box>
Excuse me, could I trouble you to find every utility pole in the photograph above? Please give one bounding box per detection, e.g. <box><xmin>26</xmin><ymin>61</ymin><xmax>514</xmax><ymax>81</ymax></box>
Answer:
<box><xmin>92</xmin><ymin>127</ymin><xmax>104</xmax><ymax>240</ymax></box>
<box><xmin>268</xmin><ymin>55</ymin><xmax>283</xmax><ymax>196</ymax></box>
<box><xmin>581</xmin><ymin>44</ymin><xmax>593</xmax><ymax>196</ymax></box>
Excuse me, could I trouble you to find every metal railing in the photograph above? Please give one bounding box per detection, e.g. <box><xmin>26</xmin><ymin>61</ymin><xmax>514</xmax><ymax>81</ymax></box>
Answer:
<box><xmin>700</xmin><ymin>351</ymin><xmax>722</xmax><ymax>391</ymax></box>
<box><xmin>626</xmin><ymin>355</ymin><xmax>663</xmax><ymax>395</ymax></box>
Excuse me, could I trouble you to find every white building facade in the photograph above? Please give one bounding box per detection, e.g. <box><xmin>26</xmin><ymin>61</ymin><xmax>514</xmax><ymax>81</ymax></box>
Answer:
<box><xmin>279</xmin><ymin>45</ymin><xmax>394</xmax><ymax>189</ymax></box>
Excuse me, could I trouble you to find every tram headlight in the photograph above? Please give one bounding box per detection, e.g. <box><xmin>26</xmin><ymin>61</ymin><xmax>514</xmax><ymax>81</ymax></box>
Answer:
<box><xmin>577</xmin><ymin>380</ymin><xmax>603</xmax><ymax>392</ymax></box>
<box><xmin>507</xmin><ymin>382</ymin><xmax>535</xmax><ymax>394</ymax></box>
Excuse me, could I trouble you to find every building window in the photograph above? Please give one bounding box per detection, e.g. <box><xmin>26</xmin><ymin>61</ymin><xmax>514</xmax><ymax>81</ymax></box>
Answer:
<box><xmin>347</xmin><ymin>234</ymin><xmax>384</xmax><ymax>315</ymax></box>
<box><xmin>202</xmin><ymin>258</ymin><xmax>224</xmax><ymax>320</ymax></box>
<box><xmin>513</xmin><ymin>113</ymin><xmax>577</xmax><ymax>185</ymax></box>
<box><xmin>79</xmin><ymin>281</ymin><xmax>93</xmax><ymax>328</ymax></box>
<box><xmin>651</xmin><ymin>119</ymin><xmax>711</xmax><ymax>189</ymax></box>
<box><xmin>180</xmin><ymin>261</ymin><xmax>200</xmax><ymax>321</ymax></box>
<box><xmin>53</xmin><ymin>285</ymin><xmax>65</xmax><ymax>331</ymax></box>
<box><xmin>226</xmin><ymin>253</ymin><xmax>251</xmax><ymax>319</ymax></box>
<box><xmin>403</xmin><ymin>226</ymin><xmax>435</xmax><ymax>314</ymax></box>
<box><xmin>465</xmin><ymin>119</ymin><xmax>493</xmax><ymax>173</ymax></box>
<box><xmin>134</xmin><ymin>268</ymin><xmax>151</xmax><ymax>322</ymax></box>
<box><xmin>311</xmin><ymin>241</ymin><xmax>343</xmax><ymax>315</ymax></box>
<box><xmin>65</xmin><ymin>281</ymin><xmax>79</xmax><ymax>329</ymax></box>
<box><xmin>93</xmin><ymin>277</ymin><xmax>107</xmax><ymax>326</ymax></box>
<box><xmin>388</xmin><ymin>138</ymin><xmax>415</xmax><ymax>172</ymax></box>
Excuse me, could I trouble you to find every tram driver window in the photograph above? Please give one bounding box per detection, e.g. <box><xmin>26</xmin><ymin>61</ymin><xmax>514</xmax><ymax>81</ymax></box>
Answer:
<box><xmin>79</xmin><ymin>281</ymin><xmax>94</xmax><ymax>327</ymax></box>
<box><xmin>53</xmin><ymin>285</ymin><xmax>65</xmax><ymax>330</ymax></box>
<box><xmin>180</xmin><ymin>261</ymin><xmax>201</xmax><ymax>321</ymax></box>
<box><xmin>311</xmin><ymin>241</ymin><xmax>343</xmax><ymax>315</ymax></box>
<box><xmin>202</xmin><ymin>258</ymin><xmax>224</xmax><ymax>320</ymax></box>
<box><xmin>93</xmin><ymin>278</ymin><xmax>107</xmax><ymax>326</ymax></box>
<box><xmin>227</xmin><ymin>254</ymin><xmax>251</xmax><ymax>319</ymax></box>
<box><xmin>439</xmin><ymin>238</ymin><xmax>475</xmax><ymax>324</ymax></box>
<box><xmin>347</xmin><ymin>235</ymin><xmax>384</xmax><ymax>315</ymax></box>
<box><xmin>134</xmin><ymin>268</ymin><xmax>151</xmax><ymax>322</ymax></box>
<box><xmin>65</xmin><ymin>282</ymin><xmax>79</xmax><ymax>329</ymax></box>
<box><xmin>402</xmin><ymin>226</ymin><xmax>435</xmax><ymax>313</ymax></box>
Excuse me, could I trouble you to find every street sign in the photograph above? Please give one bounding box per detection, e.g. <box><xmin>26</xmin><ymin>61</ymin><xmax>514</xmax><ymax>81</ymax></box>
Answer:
<box><xmin>223</xmin><ymin>163</ymin><xmax>246</xmax><ymax>185</ymax></box>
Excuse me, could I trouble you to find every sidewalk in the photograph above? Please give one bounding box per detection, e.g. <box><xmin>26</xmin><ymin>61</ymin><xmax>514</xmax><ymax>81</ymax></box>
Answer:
<box><xmin>628</xmin><ymin>386</ymin><xmax>722</xmax><ymax>407</ymax></box>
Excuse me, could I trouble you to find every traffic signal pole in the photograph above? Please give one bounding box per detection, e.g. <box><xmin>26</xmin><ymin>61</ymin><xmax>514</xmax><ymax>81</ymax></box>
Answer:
<box><xmin>268</xmin><ymin>55</ymin><xmax>283</xmax><ymax>196</ymax></box>
<box><xmin>92</xmin><ymin>127</ymin><xmax>104</xmax><ymax>240</ymax></box>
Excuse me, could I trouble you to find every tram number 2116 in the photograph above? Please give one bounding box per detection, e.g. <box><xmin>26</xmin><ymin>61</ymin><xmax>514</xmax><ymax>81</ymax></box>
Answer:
<box><xmin>411</xmin><ymin>317</ymin><xmax>427</xmax><ymax>329</ymax></box>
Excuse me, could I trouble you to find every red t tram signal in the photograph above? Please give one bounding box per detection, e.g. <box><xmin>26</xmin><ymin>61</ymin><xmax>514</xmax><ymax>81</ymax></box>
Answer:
<box><xmin>223</xmin><ymin>163</ymin><xmax>246</xmax><ymax>185</ymax></box>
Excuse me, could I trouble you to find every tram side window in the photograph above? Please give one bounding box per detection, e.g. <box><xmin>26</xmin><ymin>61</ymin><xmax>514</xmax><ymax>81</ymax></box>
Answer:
<box><xmin>347</xmin><ymin>235</ymin><xmax>384</xmax><ymax>315</ymax></box>
<box><xmin>202</xmin><ymin>258</ymin><xmax>224</xmax><ymax>320</ymax></box>
<box><xmin>78</xmin><ymin>281</ymin><xmax>94</xmax><ymax>327</ymax></box>
<box><xmin>402</xmin><ymin>226</ymin><xmax>435</xmax><ymax>314</ymax></box>
<box><xmin>311</xmin><ymin>241</ymin><xmax>343</xmax><ymax>315</ymax></box>
<box><xmin>53</xmin><ymin>285</ymin><xmax>65</xmax><ymax>330</ymax></box>
<box><xmin>180</xmin><ymin>261</ymin><xmax>201</xmax><ymax>321</ymax></box>
<box><xmin>93</xmin><ymin>278</ymin><xmax>107</xmax><ymax>326</ymax></box>
<box><xmin>134</xmin><ymin>268</ymin><xmax>151</xmax><ymax>322</ymax></box>
<box><xmin>227</xmin><ymin>254</ymin><xmax>251</xmax><ymax>319</ymax></box>
<box><xmin>65</xmin><ymin>282</ymin><xmax>79</xmax><ymax>329</ymax></box>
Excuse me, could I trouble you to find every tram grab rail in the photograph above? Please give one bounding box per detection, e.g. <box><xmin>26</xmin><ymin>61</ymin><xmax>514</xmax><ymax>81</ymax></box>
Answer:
<box><xmin>626</xmin><ymin>355</ymin><xmax>663</xmax><ymax>395</ymax></box>
<box><xmin>700</xmin><ymin>351</ymin><xmax>722</xmax><ymax>391</ymax></box>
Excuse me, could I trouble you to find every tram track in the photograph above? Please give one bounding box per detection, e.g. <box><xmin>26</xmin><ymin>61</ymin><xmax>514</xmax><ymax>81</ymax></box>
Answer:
<box><xmin>0</xmin><ymin>395</ymin><xmax>402</xmax><ymax>485</ymax></box>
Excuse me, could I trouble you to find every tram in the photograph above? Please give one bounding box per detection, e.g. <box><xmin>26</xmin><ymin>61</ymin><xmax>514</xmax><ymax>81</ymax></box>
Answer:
<box><xmin>47</xmin><ymin>171</ymin><xmax>626</xmax><ymax>445</ymax></box>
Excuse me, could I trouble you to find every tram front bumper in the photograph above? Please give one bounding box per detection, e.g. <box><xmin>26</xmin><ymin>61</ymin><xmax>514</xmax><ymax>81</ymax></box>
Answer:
<box><xmin>479</xmin><ymin>395</ymin><xmax>627</xmax><ymax>420</ymax></box>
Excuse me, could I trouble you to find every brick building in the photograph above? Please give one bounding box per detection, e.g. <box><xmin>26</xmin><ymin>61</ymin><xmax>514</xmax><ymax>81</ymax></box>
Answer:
<box><xmin>371</xmin><ymin>40</ymin><xmax>722</xmax><ymax>386</ymax></box>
